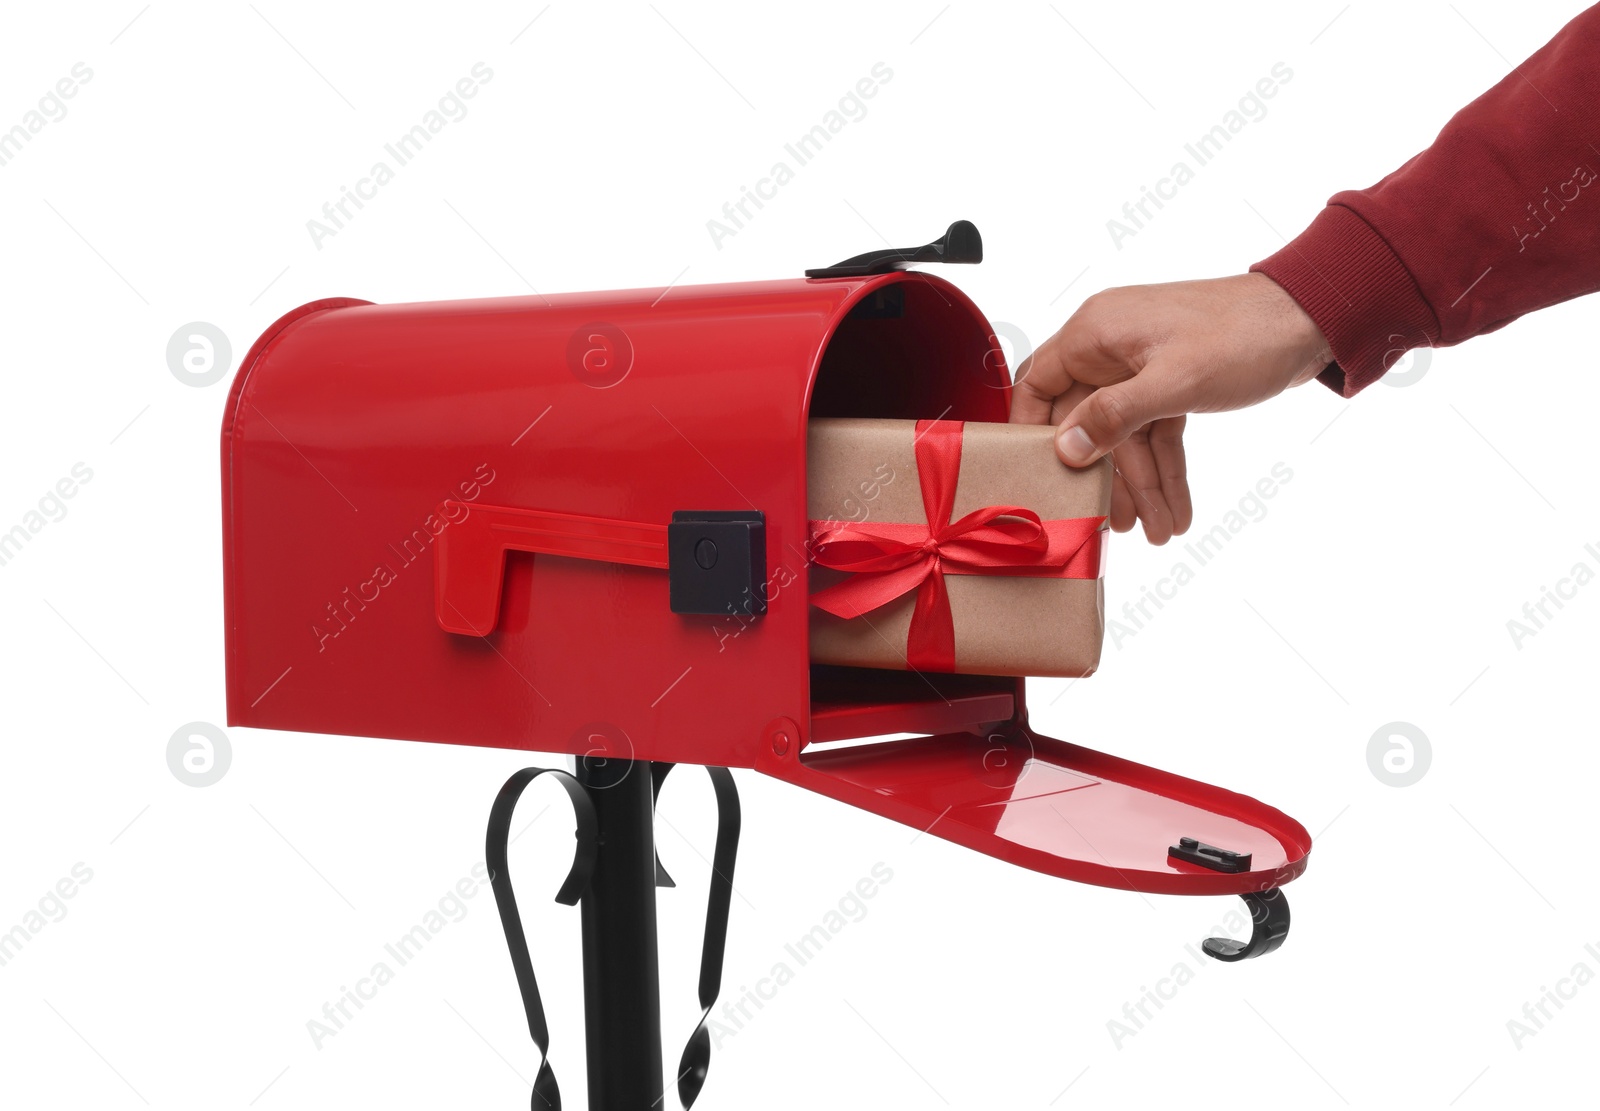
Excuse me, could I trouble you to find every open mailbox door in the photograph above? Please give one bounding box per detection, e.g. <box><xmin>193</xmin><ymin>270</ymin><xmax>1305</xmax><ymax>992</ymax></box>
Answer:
<box><xmin>771</xmin><ymin>665</ymin><xmax>1306</xmax><ymax>959</ymax></box>
<box><xmin>794</xmin><ymin>671</ymin><xmax>1308</xmax><ymax>894</ymax></box>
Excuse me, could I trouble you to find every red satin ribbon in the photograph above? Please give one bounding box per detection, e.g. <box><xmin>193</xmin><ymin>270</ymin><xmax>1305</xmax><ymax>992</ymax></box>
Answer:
<box><xmin>809</xmin><ymin>420</ymin><xmax>1106</xmax><ymax>673</ymax></box>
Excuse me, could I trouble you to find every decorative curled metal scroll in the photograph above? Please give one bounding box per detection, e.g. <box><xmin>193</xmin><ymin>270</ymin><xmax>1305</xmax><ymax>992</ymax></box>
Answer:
<box><xmin>654</xmin><ymin>763</ymin><xmax>741</xmax><ymax>1109</ymax></box>
<box><xmin>485</xmin><ymin>767</ymin><xmax>599</xmax><ymax>1111</ymax></box>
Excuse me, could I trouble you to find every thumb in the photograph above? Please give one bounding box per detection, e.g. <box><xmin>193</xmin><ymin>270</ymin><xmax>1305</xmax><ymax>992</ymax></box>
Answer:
<box><xmin>1055</xmin><ymin>366</ymin><xmax>1186</xmax><ymax>466</ymax></box>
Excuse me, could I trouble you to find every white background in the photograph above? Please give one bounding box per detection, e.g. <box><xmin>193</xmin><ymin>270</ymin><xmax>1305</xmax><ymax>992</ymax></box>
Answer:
<box><xmin>2</xmin><ymin>2</ymin><xmax>1596</xmax><ymax>1108</ymax></box>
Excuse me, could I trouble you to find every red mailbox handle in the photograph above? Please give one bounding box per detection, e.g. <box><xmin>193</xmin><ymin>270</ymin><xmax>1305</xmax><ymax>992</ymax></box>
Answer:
<box><xmin>435</xmin><ymin>501</ymin><xmax>667</xmax><ymax>636</ymax></box>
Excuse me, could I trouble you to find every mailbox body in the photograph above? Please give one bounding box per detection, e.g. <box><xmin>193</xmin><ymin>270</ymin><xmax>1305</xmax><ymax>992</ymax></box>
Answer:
<box><xmin>223</xmin><ymin>273</ymin><xmax>1007</xmax><ymax>768</ymax></box>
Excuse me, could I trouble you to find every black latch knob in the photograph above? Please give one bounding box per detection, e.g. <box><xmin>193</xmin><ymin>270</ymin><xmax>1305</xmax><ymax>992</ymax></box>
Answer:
<box><xmin>668</xmin><ymin>511</ymin><xmax>766</xmax><ymax>617</ymax></box>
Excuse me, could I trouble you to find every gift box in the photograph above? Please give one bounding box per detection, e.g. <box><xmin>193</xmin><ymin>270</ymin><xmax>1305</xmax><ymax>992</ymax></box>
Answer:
<box><xmin>807</xmin><ymin>418</ymin><xmax>1111</xmax><ymax>677</ymax></box>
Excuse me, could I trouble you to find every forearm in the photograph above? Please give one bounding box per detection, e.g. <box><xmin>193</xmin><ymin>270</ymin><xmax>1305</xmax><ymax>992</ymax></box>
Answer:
<box><xmin>1252</xmin><ymin>4</ymin><xmax>1600</xmax><ymax>396</ymax></box>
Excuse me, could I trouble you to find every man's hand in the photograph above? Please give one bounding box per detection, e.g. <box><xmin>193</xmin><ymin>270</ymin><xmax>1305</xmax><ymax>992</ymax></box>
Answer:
<box><xmin>1010</xmin><ymin>273</ymin><xmax>1332</xmax><ymax>544</ymax></box>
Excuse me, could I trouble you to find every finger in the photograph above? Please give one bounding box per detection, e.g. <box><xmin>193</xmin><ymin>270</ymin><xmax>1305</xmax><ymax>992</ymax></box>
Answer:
<box><xmin>1054</xmin><ymin>359</ymin><xmax>1190</xmax><ymax>467</ymax></box>
<box><xmin>1148</xmin><ymin>416</ymin><xmax>1192</xmax><ymax>536</ymax></box>
<box><xmin>1010</xmin><ymin>301</ymin><xmax>1128</xmax><ymax>425</ymax></box>
<box><xmin>1010</xmin><ymin>346</ymin><xmax>1066</xmax><ymax>425</ymax></box>
<box><xmin>1109</xmin><ymin>471</ymin><xmax>1137</xmax><ymax>533</ymax></box>
<box><xmin>1046</xmin><ymin>379</ymin><xmax>1095</xmax><ymax>426</ymax></box>
<box><xmin>1109</xmin><ymin>437</ymin><xmax>1175</xmax><ymax>545</ymax></box>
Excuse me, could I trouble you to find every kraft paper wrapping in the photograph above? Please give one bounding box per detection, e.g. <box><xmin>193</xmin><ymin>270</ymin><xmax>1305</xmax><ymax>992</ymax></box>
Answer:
<box><xmin>806</xmin><ymin>418</ymin><xmax>1111</xmax><ymax>678</ymax></box>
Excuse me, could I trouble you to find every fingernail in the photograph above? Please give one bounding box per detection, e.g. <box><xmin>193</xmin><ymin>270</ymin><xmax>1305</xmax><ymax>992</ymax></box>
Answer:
<box><xmin>1056</xmin><ymin>424</ymin><xmax>1096</xmax><ymax>466</ymax></box>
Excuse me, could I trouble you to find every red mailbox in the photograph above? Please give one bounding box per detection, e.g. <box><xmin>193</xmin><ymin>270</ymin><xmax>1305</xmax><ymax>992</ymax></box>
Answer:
<box><xmin>223</xmin><ymin>223</ymin><xmax>1310</xmax><ymax>1111</ymax></box>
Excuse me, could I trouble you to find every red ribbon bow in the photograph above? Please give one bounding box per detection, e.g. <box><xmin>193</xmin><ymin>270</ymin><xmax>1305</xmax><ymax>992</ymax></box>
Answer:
<box><xmin>808</xmin><ymin>420</ymin><xmax>1105</xmax><ymax>673</ymax></box>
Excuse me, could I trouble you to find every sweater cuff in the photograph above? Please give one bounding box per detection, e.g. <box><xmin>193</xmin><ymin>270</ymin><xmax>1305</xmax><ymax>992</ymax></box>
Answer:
<box><xmin>1250</xmin><ymin>204</ymin><xmax>1439</xmax><ymax>398</ymax></box>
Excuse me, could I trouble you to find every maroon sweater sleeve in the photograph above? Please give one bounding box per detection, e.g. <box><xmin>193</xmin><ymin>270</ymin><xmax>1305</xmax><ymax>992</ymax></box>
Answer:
<box><xmin>1252</xmin><ymin>4</ymin><xmax>1600</xmax><ymax>397</ymax></box>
